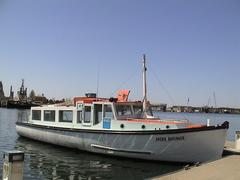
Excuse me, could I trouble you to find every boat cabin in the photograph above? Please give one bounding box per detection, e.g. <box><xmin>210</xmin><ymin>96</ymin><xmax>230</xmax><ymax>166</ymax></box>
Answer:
<box><xmin>29</xmin><ymin>94</ymin><xmax>188</xmax><ymax>131</ymax></box>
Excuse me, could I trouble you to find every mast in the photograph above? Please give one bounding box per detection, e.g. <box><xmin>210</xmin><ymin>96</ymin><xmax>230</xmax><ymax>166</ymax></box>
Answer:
<box><xmin>213</xmin><ymin>92</ymin><xmax>217</xmax><ymax>108</ymax></box>
<box><xmin>143</xmin><ymin>54</ymin><xmax>148</xmax><ymax>117</ymax></box>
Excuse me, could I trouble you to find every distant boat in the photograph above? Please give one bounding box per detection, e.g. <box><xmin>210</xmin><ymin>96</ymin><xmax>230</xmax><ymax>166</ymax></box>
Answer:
<box><xmin>7</xmin><ymin>100</ymin><xmax>39</xmax><ymax>109</ymax></box>
<box><xmin>16</xmin><ymin>55</ymin><xmax>229</xmax><ymax>162</ymax></box>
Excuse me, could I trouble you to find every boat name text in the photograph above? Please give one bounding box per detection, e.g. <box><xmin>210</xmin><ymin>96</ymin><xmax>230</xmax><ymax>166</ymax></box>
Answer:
<box><xmin>156</xmin><ymin>136</ymin><xmax>185</xmax><ymax>142</ymax></box>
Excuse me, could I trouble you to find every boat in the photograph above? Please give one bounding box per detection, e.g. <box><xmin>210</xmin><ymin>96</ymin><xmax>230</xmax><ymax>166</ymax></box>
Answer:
<box><xmin>16</xmin><ymin>55</ymin><xmax>229</xmax><ymax>163</ymax></box>
<box><xmin>7</xmin><ymin>100</ymin><xmax>39</xmax><ymax>109</ymax></box>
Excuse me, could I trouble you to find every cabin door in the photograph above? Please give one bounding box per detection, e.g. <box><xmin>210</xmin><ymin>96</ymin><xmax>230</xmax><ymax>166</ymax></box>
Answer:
<box><xmin>93</xmin><ymin>104</ymin><xmax>103</xmax><ymax>125</ymax></box>
<box><xmin>102</xmin><ymin>104</ymin><xmax>114</xmax><ymax>129</ymax></box>
<box><xmin>83</xmin><ymin>105</ymin><xmax>92</xmax><ymax>126</ymax></box>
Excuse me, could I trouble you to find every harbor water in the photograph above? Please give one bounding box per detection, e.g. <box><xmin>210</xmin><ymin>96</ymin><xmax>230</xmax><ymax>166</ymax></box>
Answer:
<box><xmin>0</xmin><ymin>108</ymin><xmax>239</xmax><ymax>179</ymax></box>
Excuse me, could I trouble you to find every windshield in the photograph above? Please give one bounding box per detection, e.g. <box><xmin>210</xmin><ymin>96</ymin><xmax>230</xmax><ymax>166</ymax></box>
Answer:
<box><xmin>133</xmin><ymin>105</ymin><xmax>143</xmax><ymax>115</ymax></box>
<box><xmin>147</xmin><ymin>105</ymin><xmax>154</xmax><ymax>116</ymax></box>
<box><xmin>116</xmin><ymin>105</ymin><xmax>132</xmax><ymax>116</ymax></box>
<box><xmin>115</xmin><ymin>104</ymin><xmax>145</xmax><ymax>118</ymax></box>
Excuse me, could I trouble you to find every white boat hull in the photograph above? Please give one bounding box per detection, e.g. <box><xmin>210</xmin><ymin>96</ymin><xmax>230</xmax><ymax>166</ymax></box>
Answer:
<box><xmin>16</xmin><ymin>123</ymin><xmax>228</xmax><ymax>163</ymax></box>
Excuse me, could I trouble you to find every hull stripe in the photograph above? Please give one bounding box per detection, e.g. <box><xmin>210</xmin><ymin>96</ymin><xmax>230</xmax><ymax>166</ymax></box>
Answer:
<box><xmin>91</xmin><ymin>144</ymin><xmax>152</xmax><ymax>155</ymax></box>
<box><xmin>16</xmin><ymin>121</ymin><xmax>229</xmax><ymax>135</ymax></box>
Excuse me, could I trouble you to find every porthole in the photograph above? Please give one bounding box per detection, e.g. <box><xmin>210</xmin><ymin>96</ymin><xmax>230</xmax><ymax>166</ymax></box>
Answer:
<box><xmin>120</xmin><ymin>124</ymin><xmax>124</xmax><ymax>128</ymax></box>
<box><xmin>142</xmin><ymin>125</ymin><xmax>146</xmax><ymax>129</ymax></box>
<box><xmin>166</xmin><ymin>125</ymin><xmax>170</xmax><ymax>129</ymax></box>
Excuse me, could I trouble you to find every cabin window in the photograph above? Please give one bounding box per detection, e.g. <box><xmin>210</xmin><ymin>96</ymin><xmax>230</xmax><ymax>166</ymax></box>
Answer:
<box><xmin>94</xmin><ymin>104</ymin><xmax>103</xmax><ymax>125</ymax></box>
<box><xmin>32</xmin><ymin>110</ymin><xmax>41</xmax><ymax>121</ymax></box>
<box><xmin>103</xmin><ymin>105</ymin><xmax>114</xmax><ymax>119</ymax></box>
<box><xmin>133</xmin><ymin>105</ymin><xmax>143</xmax><ymax>115</ymax></box>
<box><xmin>44</xmin><ymin>110</ymin><xmax>55</xmax><ymax>122</ymax></box>
<box><xmin>84</xmin><ymin>106</ymin><xmax>91</xmax><ymax>123</ymax></box>
<box><xmin>59</xmin><ymin>110</ymin><xmax>73</xmax><ymax>123</ymax></box>
<box><xmin>116</xmin><ymin>105</ymin><xmax>132</xmax><ymax>116</ymax></box>
<box><xmin>77</xmin><ymin>111</ymin><xmax>82</xmax><ymax>123</ymax></box>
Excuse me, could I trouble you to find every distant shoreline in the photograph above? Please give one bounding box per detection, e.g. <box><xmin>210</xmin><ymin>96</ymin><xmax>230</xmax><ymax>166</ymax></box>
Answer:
<box><xmin>151</xmin><ymin>104</ymin><xmax>240</xmax><ymax>114</ymax></box>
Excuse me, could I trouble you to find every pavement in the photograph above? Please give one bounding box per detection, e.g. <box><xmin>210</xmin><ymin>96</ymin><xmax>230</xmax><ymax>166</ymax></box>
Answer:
<box><xmin>150</xmin><ymin>141</ymin><xmax>240</xmax><ymax>180</ymax></box>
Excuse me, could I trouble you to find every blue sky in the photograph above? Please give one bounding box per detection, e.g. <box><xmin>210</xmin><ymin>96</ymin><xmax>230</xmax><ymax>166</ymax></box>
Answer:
<box><xmin>0</xmin><ymin>0</ymin><xmax>239</xmax><ymax>107</ymax></box>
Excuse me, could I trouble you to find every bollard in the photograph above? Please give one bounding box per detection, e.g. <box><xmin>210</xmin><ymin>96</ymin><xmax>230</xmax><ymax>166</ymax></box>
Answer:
<box><xmin>2</xmin><ymin>151</ymin><xmax>24</xmax><ymax>180</ymax></box>
<box><xmin>235</xmin><ymin>131</ymin><xmax>240</xmax><ymax>150</ymax></box>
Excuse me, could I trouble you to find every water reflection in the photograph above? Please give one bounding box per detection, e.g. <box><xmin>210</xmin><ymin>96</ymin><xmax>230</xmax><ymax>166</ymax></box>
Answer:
<box><xmin>15</xmin><ymin>137</ymin><xmax>182</xmax><ymax>180</ymax></box>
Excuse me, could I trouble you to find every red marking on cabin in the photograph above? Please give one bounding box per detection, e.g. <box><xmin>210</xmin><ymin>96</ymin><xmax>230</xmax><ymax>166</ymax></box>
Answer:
<box><xmin>73</xmin><ymin>94</ymin><xmax>142</xmax><ymax>105</ymax></box>
<box><xmin>73</xmin><ymin>97</ymin><xmax>109</xmax><ymax>105</ymax></box>
<box><xmin>117</xmin><ymin>90</ymin><xmax>130</xmax><ymax>102</ymax></box>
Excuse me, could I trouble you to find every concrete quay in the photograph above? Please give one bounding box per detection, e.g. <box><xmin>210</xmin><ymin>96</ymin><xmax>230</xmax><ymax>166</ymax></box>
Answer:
<box><xmin>151</xmin><ymin>141</ymin><xmax>240</xmax><ymax>180</ymax></box>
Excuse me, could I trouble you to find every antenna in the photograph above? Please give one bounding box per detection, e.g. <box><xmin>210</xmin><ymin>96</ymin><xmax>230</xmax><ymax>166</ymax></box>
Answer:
<box><xmin>96</xmin><ymin>70</ymin><xmax>100</xmax><ymax>98</ymax></box>
<box><xmin>207</xmin><ymin>96</ymin><xmax>211</xmax><ymax>107</ymax></box>
<box><xmin>96</xmin><ymin>61</ymin><xmax>100</xmax><ymax>98</ymax></box>
<box><xmin>187</xmin><ymin>97</ymin><xmax>190</xmax><ymax>106</ymax></box>
<box><xmin>213</xmin><ymin>92</ymin><xmax>217</xmax><ymax>108</ymax></box>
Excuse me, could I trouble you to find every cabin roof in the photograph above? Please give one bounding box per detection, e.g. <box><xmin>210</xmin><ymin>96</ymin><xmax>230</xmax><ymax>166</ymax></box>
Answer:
<box><xmin>73</xmin><ymin>97</ymin><xmax>110</xmax><ymax>104</ymax></box>
<box><xmin>73</xmin><ymin>96</ymin><xmax>143</xmax><ymax>105</ymax></box>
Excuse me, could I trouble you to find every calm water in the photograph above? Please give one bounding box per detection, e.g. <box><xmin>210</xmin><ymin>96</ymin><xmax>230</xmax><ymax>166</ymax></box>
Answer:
<box><xmin>0</xmin><ymin>108</ymin><xmax>240</xmax><ymax>179</ymax></box>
